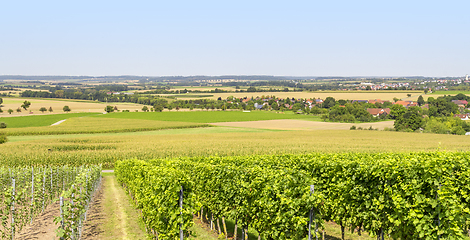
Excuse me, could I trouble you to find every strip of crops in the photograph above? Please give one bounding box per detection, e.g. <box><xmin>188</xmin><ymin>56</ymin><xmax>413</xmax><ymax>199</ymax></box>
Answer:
<box><xmin>0</xmin><ymin>165</ymin><xmax>101</xmax><ymax>239</ymax></box>
<box><xmin>116</xmin><ymin>152</ymin><xmax>470</xmax><ymax>239</ymax></box>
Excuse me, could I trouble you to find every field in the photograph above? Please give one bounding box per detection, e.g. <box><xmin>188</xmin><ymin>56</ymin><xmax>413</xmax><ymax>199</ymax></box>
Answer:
<box><xmin>92</xmin><ymin>111</ymin><xmax>321</xmax><ymax>123</ymax></box>
<box><xmin>2</xmin><ymin>98</ymin><xmax>470</xmax><ymax>239</ymax></box>
<box><xmin>158</xmin><ymin>90</ymin><xmax>422</xmax><ymax>101</ymax></box>
<box><xmin>0</xmin><ymin>97</ymin><xmax>144</xmax><ymax>117</ymax></box>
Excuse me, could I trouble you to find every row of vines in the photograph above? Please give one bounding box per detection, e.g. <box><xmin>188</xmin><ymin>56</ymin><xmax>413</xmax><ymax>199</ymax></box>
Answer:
<box><xmin>0</xmin><ymin>165</ymin><xmax>102</xmax><ymax>239</ymax></box>
<box><xmin>116</xmin><ymin>152</ymin><xmax>470</xmax><ymax>240</ymax></box>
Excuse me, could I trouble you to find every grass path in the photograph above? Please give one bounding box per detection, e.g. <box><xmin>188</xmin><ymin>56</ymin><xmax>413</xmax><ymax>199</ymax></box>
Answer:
<box><xmin>82</xmin><ymin>173</ymin><xmax>147</xmax><ymax>239</ymax></box>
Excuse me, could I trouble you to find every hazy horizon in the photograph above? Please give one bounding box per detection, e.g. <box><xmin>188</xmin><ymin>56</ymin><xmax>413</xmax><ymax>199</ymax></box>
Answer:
<box><xmin>1</xmin><ymin>1</ymin><xmax>469</xmax><ymax>77</ymax></box>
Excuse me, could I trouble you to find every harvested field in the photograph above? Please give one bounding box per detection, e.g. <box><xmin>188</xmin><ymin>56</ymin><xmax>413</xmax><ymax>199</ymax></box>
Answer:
<box><xmin>211</xmin><ymin>119</ymin><xmax>394</xmax><ymax>130</ymax></box>
<box><xmin>0</xmin><ymin>97</ymin><xmax>144</xmax><ymax>117</ymax></box>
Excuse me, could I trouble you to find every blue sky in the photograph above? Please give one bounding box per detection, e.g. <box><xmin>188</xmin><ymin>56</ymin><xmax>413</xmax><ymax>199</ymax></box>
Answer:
<box><xmin>1</xmin><ymin>1</ymin><xmax>469</xmax><ymax>77</ymax></box>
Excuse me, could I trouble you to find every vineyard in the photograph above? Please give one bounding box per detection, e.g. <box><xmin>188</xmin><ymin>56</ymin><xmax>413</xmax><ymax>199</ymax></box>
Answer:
<box><xmin>116</xmin><ymin>152</ymin><xmax>470</xmax><ymax>240</ymax></box>
<box><xmin>0</xmin><ymin>165</ymin><xmax>101</xmax><ymax>239</ymax></box>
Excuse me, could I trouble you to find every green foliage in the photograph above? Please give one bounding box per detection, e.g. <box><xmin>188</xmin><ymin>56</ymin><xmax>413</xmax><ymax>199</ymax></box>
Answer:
<box><xmin>63</xmin><ymin>106</ymin><xmax>71</xmax><ymax>112</ymax></box>
<box><xmin>141</xmin><ymin>106</ymin><xmax>149</xmax><ymax>112</ymax></box>
<box><xmin>417</xmin><ymin>95</ymin><xmax>425</xmax><ymax>106</ymax></box>
<box><xmin>48</xmin><ymin>107</ymin><xmax>53</xmax><ymax>113</ymax></box>
<box><xmin>20</xmin><ymin>100</ymin><xmax>31</xmax><ymax>110</ymax></box>
<box><xmin>0</xmin><ymin>122</ymin><xmax>6</xmax><ymax>128</ymax></box>
<box><xmin>39</xmin><ymin>107</ymin><xmax>47</xmax><ymax>113</ymax></box>
<box><xmin>0</xmin><ymin>132</ymin><xmax>6</xmax><ymax>144</ymax></box>
<box><xmin>105</xmin><ymin>105</ymin><xmax>114</xmax><ymax>113</ymax></box>
<box><xmin>7</xmin><ymin>109</ymin><xmax>13</xmax><ymax>114</ymax></box>
<box><xmin>322</xmin><ymin>97</ymin><xmax>336</xmax><ymax>108</ymax></box>
<box><xmin>394</xmin><ymin>106</ymin><xmax>424</xmax><ymax>131</ymax></box>
<box><xmin>116</xmin><ymin>152</ymin><xmax>470</xmax><ymax>239</ymax></box>
<box><xmin>0</xmin><ymin>165</ymin><xmax>100</xmax><ymax>239</ymax></box>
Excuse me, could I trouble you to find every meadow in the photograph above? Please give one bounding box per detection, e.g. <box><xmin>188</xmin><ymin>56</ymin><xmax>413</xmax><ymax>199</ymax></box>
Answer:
<box><xmin>92</xmin><ymin>110</ymin><xmax>321</xmax><ymax>123</ymax></box>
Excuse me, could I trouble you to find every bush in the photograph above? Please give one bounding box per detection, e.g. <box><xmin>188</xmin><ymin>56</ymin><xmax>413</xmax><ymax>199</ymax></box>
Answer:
<box><xmin>0</xmin><ymin>132</ymin><xmax>7</xmax><ymax>144</ymax></box>
<box><xmin>350</xmin><ymin>125</ymin><xmax>356</xmax><ymax>130</ymax></box>
<box><xmin>0</xmin><ymin>122</ymin><xmax>6</xmax><ymax>128</ymax></box>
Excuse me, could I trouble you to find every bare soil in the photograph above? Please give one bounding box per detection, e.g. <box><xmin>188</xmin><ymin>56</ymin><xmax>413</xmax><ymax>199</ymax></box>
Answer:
<box><xmin>16</xmin><ymin>201</ymin><xmax>60</xmax><ymax>240</ymax></box>
<box><xmin>81</xmin><ymin>177</ymin><xmax>105</xmax><ymax>239</ymax></box>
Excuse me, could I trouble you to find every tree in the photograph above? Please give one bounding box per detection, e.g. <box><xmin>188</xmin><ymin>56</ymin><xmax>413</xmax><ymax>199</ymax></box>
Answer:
<box><xmin>63</xmin><ymin>105</ymin><xmax>71</xmax><ymax>112</ymax></box>
<box><xmin>390</xmin><ymin>104</ymin><xmax>406</xmax><ymax>119</ymax></box>
<box><xmin>393</xmin><ymin>97</ymin><xmax>400</xmax><ymax>103</ymax></box>
<box><xmin>114</xmin><ymin>106</ymin><xmax>118</xmax><ymax>112</ymax></box>
<box><xmin>394</xmin><ymin>106</ymin><xmax>424</xmax><ymax>131</ymax></box>
<box><xmin>417</xmin><ymin>95</ymin><xmax>425</xmax><ymax>106</ymax></box>
<box><xmin>322</xmin><ymin>97</ymin><xmax>336</xmax><ymax>108</ymax></box>
<box><xmin>0</xmin><ymin>122</ymin><xmax>6</xmax><ymax>128</ymax></box>
<box><xmin>49</xmin><ymin>107</ymin><xmax>53</xmax><ymax>113</ymax></box>
<box><xmin>105</xmin><ymin>105</ymin><xmax>114</xmax><ymax>113</ymax></box>
<box><xmin>8</xmin><ymin>109</ymin><xmax>13</xmax><ymax>114</ymax></box>
<box><xmin>154</xmin><ymin>105</ymin><xmax>163</xmax><ymax>112</ymax></box>
<box><xmin>407</xmin><ymin>94</ymin><xmax>412</xmax><ymax>98</ymax></box>
<box><xmin>142</xmin><ymin>106</ymin><xmax>149</xmax><ymax>112</ymax></box>
<box><xmin>0</xmin><ymin>98</ymin><xmax>2</xmax><ymax>105</ymax></box>
<box><xmin>39</xmin><ymin>107</ymin><xmax>47</xmax><ymax>113</ymax></box>
<box><xmin>424</xmin><ymin>89</ymin><xmax>429</xmax><ymax>94</ymax></box>
<box><xmin>168</xmin><ymin>105</ymin><xmax>173</xmax><ymax>111</ymax></box>
<box><xmin>21</xmin><ymin>100</ymin><xmax>31</xmax><ymax>110</ymax></box>
<box><xmin>16</xmin><ymin>107</ymin><xmax>21</xmax><ymax>113</ymax></box>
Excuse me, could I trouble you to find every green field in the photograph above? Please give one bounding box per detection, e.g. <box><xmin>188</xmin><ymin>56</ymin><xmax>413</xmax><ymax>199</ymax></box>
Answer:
<box><xmin>3</xmin><ymin>117</ymin><xmax>209</xmax><ymax>136</ymax></box>
<box><xmin>93</xmin><ymin>111</ymin><xmax>321</xmax><ymax>123</ymax></box>
<box><xmin>0</xmin><ymin>112</ymin><xmax>97</xmax><ymax>128</ymax></box>
<box><xmin>429</xmin><ymin>90</ymin><xmax>470</xmax><ymax>95</ymax></box>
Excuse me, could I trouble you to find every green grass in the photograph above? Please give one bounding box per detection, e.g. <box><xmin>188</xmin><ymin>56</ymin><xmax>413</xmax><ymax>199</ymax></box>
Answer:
<box><xmin>0</xmin><ymin>112</ymin><xmax>97</xmax><ymax>128</ymax></box>
<box><xmin>3</xmin><ymin>117</ymin><xmax>209</xmax><ymax>136</ymax></box>
<box><xmin>92</xmin><ymin>111</ymin><xmax>321</xmax><ymax>123</ymax></box>
<box><xmin>429</xmin><ymin>91</ymin><xmax>470</xmax><ymax>95</ymax></box>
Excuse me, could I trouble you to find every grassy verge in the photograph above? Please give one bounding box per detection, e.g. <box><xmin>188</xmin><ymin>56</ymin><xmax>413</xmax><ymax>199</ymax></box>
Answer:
<box><xmin>99</xmin><ymin>173</ymin><xmax>148</xmax><ymax>239</ymax></box>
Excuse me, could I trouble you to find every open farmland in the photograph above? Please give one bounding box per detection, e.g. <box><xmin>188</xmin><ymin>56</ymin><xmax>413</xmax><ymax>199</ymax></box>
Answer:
<box><xmin>211</xmin><ymin>119</ymin><xmax>394</xmax><ymax>130</ymax></box>
<box><xmin>0</xmin><ymin>97</ymin><xmax>144</xmax><ymax>117</ymax></box>
<box><xmin>158</xmin><ymin>90</ymin><xmax>422</xmax><ymax>101</ymax></box>
<box><xmin>92</xmin><ymin>110</ymin><xmax>321</xmax><ymax>123</ymax></box>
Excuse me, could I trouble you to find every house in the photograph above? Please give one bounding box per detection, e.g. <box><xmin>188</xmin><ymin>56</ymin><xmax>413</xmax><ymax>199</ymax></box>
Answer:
<box><xmin>394</xmin><ymin>101</ymin><xmax>417</xmax><ymax>108</ymax></box>
<box><xmin>454</xmin><ymin>114</ymin><xmax>469</xmax><ymax>120</ymax></box>
<box><xmin>452</xmin><ymin>100</ymin><xmax>468</xmax><ymax>105</ymax></box>
<box><xmin>352</xmin><ymin>100</ymin><xmax>368</xmax><ymax>103</ymax></box>
<box><xmin>367</xmin><ymin>108</ymin><xmax>391</xmax><ymax>117</ymax></box>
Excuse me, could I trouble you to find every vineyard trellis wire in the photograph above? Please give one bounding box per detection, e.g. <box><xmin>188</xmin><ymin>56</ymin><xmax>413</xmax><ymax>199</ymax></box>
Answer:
<box><xmin>116</xmin><ymin>152</ymin><xmax>470</xmax><ymax>240</ymax></box>
<box><xmin>0</xmin><ymin>165</ymin><xmax>102</xmax><ymax>240</ymax></box>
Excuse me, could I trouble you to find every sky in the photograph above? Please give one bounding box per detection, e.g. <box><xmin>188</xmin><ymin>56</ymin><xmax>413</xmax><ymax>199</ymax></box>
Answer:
<box><xmin>0</xmin><ymin>0</ymin><xmax>469</xmax><ymax>77</ymax></box>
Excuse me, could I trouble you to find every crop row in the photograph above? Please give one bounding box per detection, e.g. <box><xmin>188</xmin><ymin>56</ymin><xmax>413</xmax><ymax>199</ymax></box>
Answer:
<box><xmin>116</xmin><ymin>152</ymin><xmax>470</xmax><ymax>239</ymax></box>
<box><xmin>0</xmin><ymin>165</ymin><xmax>101</xmax><ymax>239</ymax></box>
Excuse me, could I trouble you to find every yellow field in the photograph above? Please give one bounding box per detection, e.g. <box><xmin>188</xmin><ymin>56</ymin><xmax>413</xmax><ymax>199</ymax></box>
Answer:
<box><xmin>0</xmin><ymin>97</ymin><xmax>144</xmax><ymax>117</ymax></box>
<box><xmin>2</xmin><ymin>127</ymin><xmax>469</xmax><ymax>167</ymax></box>
<box><xmin>211</xmin><ymin>119</ymin><xmax>394</xmax><ymax>130</ymax></box>
<box><xmin>161</xmin><ymin>91</ymin><xmax>422</xmax><ymax>101</ymax></box>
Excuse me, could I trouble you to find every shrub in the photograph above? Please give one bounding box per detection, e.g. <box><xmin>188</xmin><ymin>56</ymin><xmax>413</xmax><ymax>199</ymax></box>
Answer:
<box><xmin>0</xmin><ymin>132</ymin><xmax>7</xmax><ymax>144</ymax></box>
<box><xmin>357</xmin><ymin>126</ymin><xmax>363</xmax><ymax>130</ymax></box>
<box><xmin>350</xmin><ymin>125</ymin><xmax>356</xmax><ymax>130</ymax></box>
<box><xmin>0</xmin><ymin>122</ymin><xmax>6</xmax><ymax>128</ymax></box>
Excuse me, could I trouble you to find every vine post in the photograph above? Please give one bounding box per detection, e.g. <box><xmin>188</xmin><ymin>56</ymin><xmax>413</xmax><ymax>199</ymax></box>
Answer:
<box><xmin>179</xmin><ymin>185</ymin><xmax>183</xmax><ymax>240</ymax></box>
<box><xmin>30</xmin><ymin>167</ymin><xmax>34</xmax><ymax>224</ymax></box>
<box><xmin>11</xmin><ymin>178</ymin><xmax>16</xmax><ymax>240</ymax></box>
<box><xmin>308</xmin><ymin>184</ymin><xmax>317</xmax><ymax>240</ymax></box>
